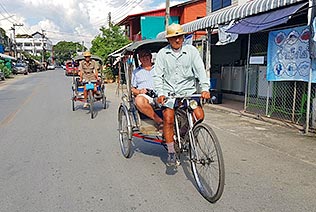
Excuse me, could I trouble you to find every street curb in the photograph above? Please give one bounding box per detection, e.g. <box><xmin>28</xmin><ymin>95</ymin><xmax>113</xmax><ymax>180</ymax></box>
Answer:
<box><xmin>205</xmin><ymin>103</ymin><xmax>306</xmax><ymax>132</ymax></box>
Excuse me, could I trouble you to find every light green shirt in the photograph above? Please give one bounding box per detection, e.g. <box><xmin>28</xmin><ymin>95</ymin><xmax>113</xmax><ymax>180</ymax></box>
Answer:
<box><xmin>152</xmin><ymin>44</ymin><xmax>210</xmax><ymax>97</ymax></box>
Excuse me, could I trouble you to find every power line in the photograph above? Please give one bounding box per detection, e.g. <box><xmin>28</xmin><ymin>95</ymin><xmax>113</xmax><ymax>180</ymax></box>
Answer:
<box><xmin>110</xmin><ymin>0</ymin><xmax>141</xmax><ymax>17</ymax></box>
<box><xmin>46</xmin><ymin>30</ymin><xmax>95</xmax><ymax>38</ymax></box>
<box><xmin>0</xmin><ymin>2</ymin><xmax>31</xmax><ymax>34</ymax></box>
<box><xmin>0</xmin><ymin>15</ymin><xmax>14</xmax><ymax>21</ymax></box>
<box><xmin>112</xmin><ymin>0</ymin><xmax>144</xmax><ymax>22</ymax></box>
<box><xmin>89</xmin><ymin>0</ymin><xmax>141</xmax><ymax>27</ymax></box>
<box><xmin>89</xmin><ymin>0</ymin><xmax>144</xmax><ymax>27</ymax></box>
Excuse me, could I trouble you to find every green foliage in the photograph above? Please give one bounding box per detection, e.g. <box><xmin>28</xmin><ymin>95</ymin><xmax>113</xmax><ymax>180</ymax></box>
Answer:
<box><xmin>102</xmin><ymin>66</ymin><xmax>114</xmax><ymax>80</ymax></box>
<box><xmin>0</xmin><ymin>27</ymin><xmax>9</xmax><ymax>47</ymax></box>
<box><xmin>23</xmin><ymin>51</ymin><xmax>40</xmax><ymax>61</ymax></box>
<box><xmin>90</xmin><ymin>25</ymin><xmax>130</xmax><ymax>61</ymax></box>
<box><xmin>0</xmin><ymin>63</ymin><xmax>11</xmax><ymax>78</ymax></box>
<box><xmin>53</xmin><ymin>41</ymin><xmax>86</xmax><ymax>65</ymax></box>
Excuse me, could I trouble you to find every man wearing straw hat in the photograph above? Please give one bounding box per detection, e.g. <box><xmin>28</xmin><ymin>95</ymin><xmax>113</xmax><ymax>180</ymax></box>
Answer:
<box><xmin>79</xmin><ymin>51</ymin><xmax>100</xmax><ymax>108</ymax></box>
<box><xmin>152</xmin><ymin>23</ymin><xmax>210</xmax><ymax>166</ymax></box>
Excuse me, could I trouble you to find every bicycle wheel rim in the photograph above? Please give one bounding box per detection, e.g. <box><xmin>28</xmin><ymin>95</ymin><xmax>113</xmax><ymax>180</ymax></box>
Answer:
<box><xmin>118</xmin><ymin>106</ymin><xmax>132</xmax><ymax>158</ymax></box>
<box><xmin>102</xmin><ymin>91</ymin><xmax>106</xmax><ymax>109</ymax></box>
<box><xmin>89</xmin><ymin>90</ymin><xmax>94</xmax><ymax>119</ymax></box>
<box><xmin>190</xmin><ymin>123</ymin><xmax>225</xmax><ymax>203</ymax></box>
<box><xmin>72</xmin><ymin>92</ymin><xmax>75</xmax><ymax>111</ymax></box>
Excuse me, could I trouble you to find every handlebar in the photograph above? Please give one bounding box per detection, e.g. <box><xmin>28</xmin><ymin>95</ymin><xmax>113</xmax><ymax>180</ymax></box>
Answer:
<box><xmin>158</xmin><ymin>94</ymin><xmax>216</xmax><ymax>106</ymax></box>
<box><xmin>82</xmin><ymin>80</ymin><xmax>98</xmax><ymax>84</ymax></box>
<box><xmin>165</xmin><ymin>93</ymin><xmax>201</xmax><ymax>99</ymax></box>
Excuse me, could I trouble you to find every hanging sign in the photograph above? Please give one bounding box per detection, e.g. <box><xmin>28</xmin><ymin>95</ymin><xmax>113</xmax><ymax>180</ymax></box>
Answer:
<box><xmin>267</xmin><ymin>25</ymin><xmax>316</xmax><ymax>82</ymax></box>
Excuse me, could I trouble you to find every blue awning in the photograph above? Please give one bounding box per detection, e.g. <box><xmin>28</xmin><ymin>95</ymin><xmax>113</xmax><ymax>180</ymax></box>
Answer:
<box><xmin>226</xmin><ymin>2</ymin><xmax>307</xmax><ymax>34</ymax></box>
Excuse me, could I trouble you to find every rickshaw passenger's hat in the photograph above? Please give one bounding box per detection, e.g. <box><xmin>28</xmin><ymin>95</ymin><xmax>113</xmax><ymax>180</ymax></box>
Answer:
<box><xmin>165</xmin><ymin>24</ymin><xmax>188</xmax><ymax>38</ymax></box>
<box><xmin>83</xmin><ymin>51</ymin><xmax>92</xmax><ymax>57</ymax></box>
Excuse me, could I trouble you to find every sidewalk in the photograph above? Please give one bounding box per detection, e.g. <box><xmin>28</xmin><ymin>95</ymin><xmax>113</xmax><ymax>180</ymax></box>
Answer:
<box><xmin>207</xmin><ymin>99</ymin><xmax>307</xmax><ymax>131</ymax></box>
<box><xmin>204</xmin><ymin>102</ymin><xmax>316</xmax><ymax>166</ymax></box>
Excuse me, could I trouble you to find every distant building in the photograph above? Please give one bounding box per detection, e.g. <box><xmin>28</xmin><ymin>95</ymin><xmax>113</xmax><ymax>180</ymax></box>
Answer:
<box><xmin>15</xmin><ymin>32</ymin><xmax>52</xmax><ymax>59</ymax></box>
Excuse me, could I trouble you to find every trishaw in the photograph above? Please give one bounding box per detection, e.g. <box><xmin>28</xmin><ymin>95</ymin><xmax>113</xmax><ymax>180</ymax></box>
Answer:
<box><xmin>117</xmin><ymin>40</ymin><xmax>225</xmax><ymax>203</ymax></box>
<box><xmin>71</xmin><ymin>55</ymin><xmax>106</xmax><ymax>119</ymax></box>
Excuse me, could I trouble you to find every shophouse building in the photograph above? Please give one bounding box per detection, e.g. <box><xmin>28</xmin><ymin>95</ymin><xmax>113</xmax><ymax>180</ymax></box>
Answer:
<box><xmin>15</xmin><ymin>32</ymin><xmax>52</xmax><ymax>59</ymax></box>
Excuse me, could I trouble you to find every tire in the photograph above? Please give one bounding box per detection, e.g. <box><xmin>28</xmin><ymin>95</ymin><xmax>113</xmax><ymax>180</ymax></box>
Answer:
<box><xmin>118</xmin><ymin>105</ymin><xmax>132</xmax><ymax>158</ymax></box>
<box><xmin>88</xmin><ymin>90</ymin><xmax>94</xmax><ymax>119</ymax></box>
<box><xmin>190</xmin><ymin>123</ymin><xmax>225</xmax><ymax>203</ymax></box>
<box><xmin>101</xmin><ymin>88</ymin><xmax>106</xmax><ymax>109</ymax></box>
<box><xmin>72</xmin><ymin>92</ymin><xmax>75</xmax><ymax>111</ymax></box>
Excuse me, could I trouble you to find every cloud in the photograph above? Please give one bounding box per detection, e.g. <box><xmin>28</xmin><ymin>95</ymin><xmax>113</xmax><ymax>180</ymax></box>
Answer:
<box><xmin>0</xmin><ymin>0</ymin><xmax>185</xmax><ymax>48</ymax></box>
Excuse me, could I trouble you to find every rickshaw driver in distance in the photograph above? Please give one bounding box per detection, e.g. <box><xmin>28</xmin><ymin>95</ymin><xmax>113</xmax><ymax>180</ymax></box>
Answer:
<box><xmin>152</xmin><ymin>24</ymin><xmax>211</xmax><ymax>166</ymax></box>
<box><xmin>131</xmin><ymin>49</ymin><xmax>163</xmax><ymax>129</ymax></box>
<box><xmin>79</xmin><ymin>51</ymin><xmax>100</xmax><ymax>108</ymax></box>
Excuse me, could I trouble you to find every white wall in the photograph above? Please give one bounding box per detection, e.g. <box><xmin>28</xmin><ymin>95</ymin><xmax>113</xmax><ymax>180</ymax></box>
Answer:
<box><xmin>238</xmin><ymin>0</ymin><xmax>250</xmax><ymax>6</ymax></box>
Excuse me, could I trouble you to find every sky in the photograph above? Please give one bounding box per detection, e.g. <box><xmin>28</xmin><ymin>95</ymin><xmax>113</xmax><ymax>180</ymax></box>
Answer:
<box><xmin>0</xmin><ymin>0</ymin><xmax>185</xmax><ymax>48</ymax></box>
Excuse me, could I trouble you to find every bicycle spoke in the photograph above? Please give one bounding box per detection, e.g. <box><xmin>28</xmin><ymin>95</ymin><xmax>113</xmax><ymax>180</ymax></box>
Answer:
<box><xmin>190</xmin><ymin>123</ymin><xmax>225</xmax><ymax>203</ymax></box>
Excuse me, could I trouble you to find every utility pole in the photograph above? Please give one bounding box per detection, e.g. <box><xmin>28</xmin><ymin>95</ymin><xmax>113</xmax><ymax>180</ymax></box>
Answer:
<box><xmin>8</xmin><ymin>36</ymin><xmax>12</xmax><ymax>56</ymax></box>
<box><xmin>10</xmin><ymin>23</ymin><xmax>23</xmax><ymax>58</ymax></box>
<box><xmin>41</xmin><ymin>29</ymin><xmax>45</xmax><ymax>63</ymax></box>
<box><xmin>165</xmin><ymin>0</ymin><xmax>170</xmax><ymax>31</ymax></box>
<box><xmin>305</xmin><ymin>0</ymin><xmax>316</xmax><ymax>134</ymax></box>
<box><xmin>81</xmin><ymin>41</ymin><xmax>84</xmax><ymax>53</ymax></box>
<box><xmin>206</xmin><ymin>0</ymin><xmax>211</xmax><ymax>78</ymax></box>
<box><xmin>108</xmin><ymin>12</ymin><xmax>112</xmax><ymax>27</ymax></box>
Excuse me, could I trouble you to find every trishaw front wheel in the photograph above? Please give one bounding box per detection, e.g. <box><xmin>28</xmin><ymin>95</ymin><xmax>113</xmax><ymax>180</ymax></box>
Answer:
<box><xmin>88</xmin><ymin>90</ymin><xmax>94</xmax><ymax>119</ymax></box>
<box><xmin>190</xmin><ymin>123</ymin><xmax>225</xmax><ymax>203</ymax></box>
<box><xmin>118</xmin><ymin>105</ymin><xmax>132</xmax><ymax>158</ymax></box>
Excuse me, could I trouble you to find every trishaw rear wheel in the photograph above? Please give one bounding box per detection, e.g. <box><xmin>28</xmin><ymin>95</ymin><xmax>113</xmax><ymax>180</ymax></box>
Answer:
<box><xmin>102</xmin><ymin>91</ymin><xmax>106</xmax><ymax>109</ymax></box>
<box><xmin>118</xmin><ymin>105</ymin><xmax>132</xmax><ymax>158</ymax></box>
<box><xmin>190</xmin><ymin>123</ymin><xmax>225</xmax><ymax>203</ymax></box>
<box><xmin>72</xmin><ymin>92</ymin><xmax>75</xmax><ymax>111</ymax></box>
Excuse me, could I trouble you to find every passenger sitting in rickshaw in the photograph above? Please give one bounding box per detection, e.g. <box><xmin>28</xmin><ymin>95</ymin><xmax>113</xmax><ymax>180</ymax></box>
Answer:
<box><xmin>131</xmin><ymin>49</ymin><xmax>163</xmax><ymax>130</ymax></box>
<box><xmin>78</xmin><ymin>51</ymin><xmax>100</xmax><ymax>108</ymax></box>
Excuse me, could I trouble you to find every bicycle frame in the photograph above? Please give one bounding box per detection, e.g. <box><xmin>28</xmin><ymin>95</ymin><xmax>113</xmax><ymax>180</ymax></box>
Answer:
<box><xmin>172</xmin><ymin>95</ymin><xmax>201</xmax><ymax>156</ymax></box>
<box><xmin>129</xmin><ymin>94</ymin><xmax>203</xmax><ymax>153</ymax></box>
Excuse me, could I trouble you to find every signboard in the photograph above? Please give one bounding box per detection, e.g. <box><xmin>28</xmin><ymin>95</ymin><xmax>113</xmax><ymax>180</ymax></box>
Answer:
<box><xmin>267</xmin><ymin>25</ymin><xmax>316</xmax><ymax>82</ymax></box>
<box><xmin>250</xmin><ymin>56</ymin><xmax>264</xmax><ymax>64</ymax></box>
<box><xmin>141</xmin><ymin>16</ymin><xmax>178</xmax><ymax>40</ymax></box>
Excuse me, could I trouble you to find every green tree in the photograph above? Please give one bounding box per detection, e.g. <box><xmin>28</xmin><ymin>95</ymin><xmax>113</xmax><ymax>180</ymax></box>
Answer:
<box><xmin>0</xmin><ymin>27</ymin><xmax>9</xmax><ymax>49</ymax></box>
<box><xmin>90</xmin><ymin>25</ymin><xmax>130</xmax><ymax>61</ymax></box>
<box><xmin>53</xmin><ymin>41</ymin><xmax>86</xmax><ymax>65</ymax></box>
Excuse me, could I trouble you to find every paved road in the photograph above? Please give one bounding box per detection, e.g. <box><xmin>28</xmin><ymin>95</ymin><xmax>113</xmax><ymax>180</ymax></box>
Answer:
<box><xmin>0</xmin><ymin>69</ymin><xmax>315</xmax><ymax>212</ymax></box>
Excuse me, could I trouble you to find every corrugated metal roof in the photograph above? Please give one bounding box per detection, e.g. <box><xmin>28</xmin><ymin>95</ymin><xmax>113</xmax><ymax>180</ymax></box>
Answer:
<box><xmin>157</xmin><ymin>0</ymin><xmax>307</xmax><ymax>38</ymax></box>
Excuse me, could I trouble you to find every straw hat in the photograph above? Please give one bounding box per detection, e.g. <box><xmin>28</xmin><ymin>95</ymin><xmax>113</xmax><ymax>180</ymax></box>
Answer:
<box><xmin>83</xmin><ymin>51</ymin><xmax>92</xmax><ymax>57</ymax></box>
<box><xmin>165</xmin><ymin>24</ymin><xmax>188</xmax><ymax>38</ymax></box>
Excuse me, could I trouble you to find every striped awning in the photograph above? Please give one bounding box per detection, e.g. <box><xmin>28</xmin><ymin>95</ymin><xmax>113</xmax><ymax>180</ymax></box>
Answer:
<box><xmin>156</xmin><ymin>0</ymin><xmax>306</xmax><ymax>38</ymax></box>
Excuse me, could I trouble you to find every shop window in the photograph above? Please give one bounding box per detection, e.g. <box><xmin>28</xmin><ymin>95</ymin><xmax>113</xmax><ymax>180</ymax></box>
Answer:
<box><xmin>212</xmin><ymin>0</ymin><xmax>231</xmax><ymax>12</ymax></box>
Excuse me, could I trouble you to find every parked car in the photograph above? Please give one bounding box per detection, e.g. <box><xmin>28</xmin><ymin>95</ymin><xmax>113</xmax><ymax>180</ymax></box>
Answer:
<box><xmin>13</xmin><ymin>63</ymin><xmax>29</xmax><ymax>75</ymax></box>
<box><xmin>0</xmin><ymin>70</ymin><xmax>5</xmax><ymax>80</ymax></box>
<box><xmin>65</xmin><ymin>60</ymin><xmax>79</xmax><ymax>76</ymax></box>
<box><xmin>47</xmin><ymin>64</ymin><xmax>55</xmax><ymax>70</ymax></box>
